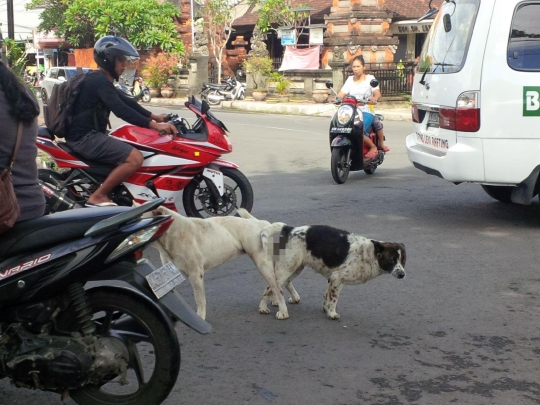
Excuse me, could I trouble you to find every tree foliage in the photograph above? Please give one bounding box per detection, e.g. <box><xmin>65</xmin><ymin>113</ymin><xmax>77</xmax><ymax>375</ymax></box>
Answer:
<box><xmin>28</xmin><ymin>0</ymin><xmax>184</xmax><ymax>53</ymax></box>
<box><xmin>253</xmin><ymin>0</ymin><xmax>310</xmax><ymax>34</ymax></box>
<box><xmin>202</xmin><ymin>0</ymin><xmax>238</xmax><ymax>82</ymax></box>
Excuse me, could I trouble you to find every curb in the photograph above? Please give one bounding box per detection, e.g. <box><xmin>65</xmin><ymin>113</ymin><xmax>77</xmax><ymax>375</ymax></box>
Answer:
<box><xmin>115</xmin><ymin>96</ymin><xmax>412</xmax><ymax>121</ymax></box>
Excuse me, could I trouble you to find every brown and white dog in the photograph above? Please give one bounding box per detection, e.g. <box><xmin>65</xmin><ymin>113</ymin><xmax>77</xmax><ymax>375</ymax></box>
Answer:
<box><xmin>150</xmin><ymin>207</ymin><xmax>288</xmax><ymax>320</ymax></box>
<box><xmin>260</xmin><ymin>223</ymin><xmax>406</xmax><ymax>320</ymax></box>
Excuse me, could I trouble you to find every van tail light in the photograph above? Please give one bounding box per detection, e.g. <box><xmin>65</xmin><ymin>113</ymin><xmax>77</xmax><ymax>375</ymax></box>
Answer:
<box><xmin>439</xmin><ymin>91</ymin><xmax>480</xmax><ymax>132</ymax></box>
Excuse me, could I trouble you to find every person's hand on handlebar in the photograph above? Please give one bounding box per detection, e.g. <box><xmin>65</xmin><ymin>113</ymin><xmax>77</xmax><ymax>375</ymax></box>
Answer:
<box><xmin>357</xmin><ymin>96</ymin><xmax>378</xmax><ymax>106</ymax></box>
<box><xmin>150</xmin><ymin>121</ymin><xmax>178</xmax><ymax>134</ymax></box>
<box><xmin>151</xmin><ymin>113</ymin><xmax>171</xmax><ymax>123</ymax></box>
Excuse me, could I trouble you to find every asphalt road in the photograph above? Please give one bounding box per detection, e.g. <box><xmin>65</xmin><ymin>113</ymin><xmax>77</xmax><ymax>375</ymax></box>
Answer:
<box><xmin>2</xmin><ymin>106</ymin><xmax>540</xmax><ymax>405</ymax></box>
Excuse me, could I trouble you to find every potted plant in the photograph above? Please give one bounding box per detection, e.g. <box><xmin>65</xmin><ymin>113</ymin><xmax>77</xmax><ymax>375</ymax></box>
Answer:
<box><xmin>160</xmin><ymin>83</ymin><xmax>174</xmax><ymax>98</ymax></box>
<box><xmin>142</xmin><ymin>52</ymin><xmax>181</xmax><ymax>97</ymax></box>
<box><xmin>270</xmin><ymin>72</ymin><xmax>292</xmax><ymax>102</ymax></box>
<box><xmin>243</xmin><ymin>55</ymin><xmax>273</xmax><ymax>101</ymax></box>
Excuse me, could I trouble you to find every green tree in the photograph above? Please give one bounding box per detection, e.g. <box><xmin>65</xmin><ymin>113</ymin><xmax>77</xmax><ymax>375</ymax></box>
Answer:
<box><xmin>28</xmin><ymin>0</ymin><xmax>184</xmax><ymax>53</ymax></box>
<box><xmin>4</xmin><ymin>39</ymin><xmax>27</xmax><ymax>75</ymax></box>
<box><xmin>26</xmin><ymin>0</ymin><xmax>69</xmax><ymax>38</ymax></box>
<box><xmin>202</xmin><ymin>0</ymin><xmax>239</xmax><ymax>82</ymax></box>
<box><xmin>252</xmin><ymin>0</ymin><xmax>310</xmax><ymax>34</ymax></box>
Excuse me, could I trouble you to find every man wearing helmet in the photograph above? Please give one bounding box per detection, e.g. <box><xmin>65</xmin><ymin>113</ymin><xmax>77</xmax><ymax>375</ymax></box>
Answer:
<box><xmin>65</xmin><ymin>36</ymin><xmax>178</xmax><ymax>207</ymax></box>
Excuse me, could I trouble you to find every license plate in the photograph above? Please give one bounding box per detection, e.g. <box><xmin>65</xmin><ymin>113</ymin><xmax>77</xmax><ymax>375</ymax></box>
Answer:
<box><xmin>427</xmin><ymin>112</ymin><xmax>440</xmax><ymax>127</ymax></box>
<box><xmin>146</xmin><ymin>262</ymin><xmax>185</xmax><ymax>299</ymax></box>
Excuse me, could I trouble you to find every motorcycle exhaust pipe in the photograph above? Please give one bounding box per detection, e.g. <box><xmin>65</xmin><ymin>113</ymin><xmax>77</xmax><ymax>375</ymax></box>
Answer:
<box><xmin>40</xmin><ymin>182</ymin><xmax>76</xmax><ymax>212</ymax></box>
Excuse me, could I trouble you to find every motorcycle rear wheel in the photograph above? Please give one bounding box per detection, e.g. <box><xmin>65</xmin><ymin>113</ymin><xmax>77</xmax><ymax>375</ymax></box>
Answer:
<box><xmin>141</xmin><ymin>90</ymin><xmax>151</xmax><ymax>103</ymax></box>
<box><xmin>182</xmin><ymin>167</ymin><xmax>254</xmax><ymax>218</ymax></box>
<box><xmin>70</xmin><ymin>289</ymin><xmax>180</xmax><ymax>405</ymax></box>
<box><xmin>331</xmin><ymin>148</ymin><xmax>350</xmax><ymax>184</ymax></box>
<box><xmin>206</xmin><ymin>90</ymin><xmax>222</xmax><ymax>105</ymax></box>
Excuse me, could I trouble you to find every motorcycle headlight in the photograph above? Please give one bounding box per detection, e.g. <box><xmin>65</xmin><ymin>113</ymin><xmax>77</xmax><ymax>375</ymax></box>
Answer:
<box><xmin>337</xmin><ymin>105</ymin><xmax>354</xmax><ymax>125</ymax></box>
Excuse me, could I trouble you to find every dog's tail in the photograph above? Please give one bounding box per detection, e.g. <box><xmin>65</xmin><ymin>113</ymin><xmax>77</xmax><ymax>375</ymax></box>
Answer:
<box><xmin>237</xmin><ymin>208</ymin><xmax>257</xmax><ymax>220</ymax></box>
<box><xmin>261</xmin><ymin>222</ymin><xmax>287</xmax><ymax>260</ymax></box>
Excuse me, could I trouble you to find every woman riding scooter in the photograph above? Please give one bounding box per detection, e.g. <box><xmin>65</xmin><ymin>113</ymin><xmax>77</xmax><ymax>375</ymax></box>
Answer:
<box><xmin>337</xmin><ymin>55</ymin><xmax>390</xmax><ymax>158</ymax></box>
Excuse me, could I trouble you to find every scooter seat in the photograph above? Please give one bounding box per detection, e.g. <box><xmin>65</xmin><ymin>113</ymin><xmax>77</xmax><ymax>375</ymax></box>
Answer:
<box><xmin>202</xmin><ymin>83</ymin><xmax>230</xmax><ymax>89</ymax></box>
<box><xmin>0</xmin><ymin>207</ymin><xmax>130</xmax><ymax>260</ymax></box>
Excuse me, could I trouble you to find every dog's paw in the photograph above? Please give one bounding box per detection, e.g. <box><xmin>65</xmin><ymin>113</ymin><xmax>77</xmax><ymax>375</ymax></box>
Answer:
<box><xmin>275</xmin><ymin>311</ymin><xmax>289</xmax><ymax>320</ymax></box>
<box><xmin>289</xmin><ymin>297</ymin><xmax>300</xmax><ymax>304</ymax></box>
<box><xmin>327</xmin><ymin>312</ymin><xmax>340</xmax><ymax>320</ymax></box>
<box><xmin>259</xmin><ymin>307</ymin><xmax>271</xmax><ymax>314</ymax></box>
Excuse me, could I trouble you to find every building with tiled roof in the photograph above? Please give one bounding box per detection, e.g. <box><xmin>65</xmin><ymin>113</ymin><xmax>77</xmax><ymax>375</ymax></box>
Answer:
<box><xmin>228</xmin><ymin>0</ymin><xmax>443</xmax><ymax>70</ymax></box>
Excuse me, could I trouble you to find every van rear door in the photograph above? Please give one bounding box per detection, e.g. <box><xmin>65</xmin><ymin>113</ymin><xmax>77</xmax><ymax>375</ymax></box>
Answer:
<box><xmin>411</xmin><ymin>0</ymin><xmax>487</xmax><ymax>156</ymax></box>
<box><xmin>481</xmin><ymin>1</ymin><xmax>540</xmax><ymax>184</ymax></box>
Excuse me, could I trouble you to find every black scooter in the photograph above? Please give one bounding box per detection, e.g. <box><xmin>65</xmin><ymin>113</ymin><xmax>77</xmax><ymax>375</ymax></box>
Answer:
<box><xmin>326</xmin><ymin>80</ymin><xmax>385</xmax><ymax>184</ymax></box>
<box><xmin>0</xmin><ymin>198</ymin><xmax>210</xmax><ymax>405</ymax></box>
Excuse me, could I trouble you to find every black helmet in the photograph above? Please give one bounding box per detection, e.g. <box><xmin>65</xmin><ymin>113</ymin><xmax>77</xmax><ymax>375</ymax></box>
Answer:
<box><xmin>93</xmin><ymin>36</ymin><xmax>139</xmax><ymax>80</ymax></box>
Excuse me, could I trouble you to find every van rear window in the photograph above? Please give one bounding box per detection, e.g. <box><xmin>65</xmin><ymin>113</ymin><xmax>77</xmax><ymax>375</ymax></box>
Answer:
<box><xmin>416</xmin><ymin>0</ymin><xmax>480</xmax><ymax>74</ymax></box>
<box><xmin>508</xmin><ymin>3</ymin><xmax>540</xmax><ymax>72</ymax></box>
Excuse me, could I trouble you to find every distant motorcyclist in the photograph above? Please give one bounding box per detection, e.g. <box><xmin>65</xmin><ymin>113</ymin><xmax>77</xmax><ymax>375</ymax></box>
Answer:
<box><xmin>337</xmin><ymin>55</ymin><xmax>390</xmax><ymax>159</ymax></box>
<box><xmin>65</xmin><ymin>36</ymin><xmax>177</xmax><ymax>207</ymax></box>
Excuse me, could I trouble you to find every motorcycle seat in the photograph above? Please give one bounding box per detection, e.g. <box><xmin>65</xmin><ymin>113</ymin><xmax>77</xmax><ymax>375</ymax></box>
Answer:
<box><xmin>37</xmin><ymin>126</ymin><xmax>54</xmax><ymax>140</ymax></box>
<box><xmin>56</xmin><ymin>142</ymin><xmax>116</xmax><ymax>176</ymax></box>
<box><xmin>0</xmin><ymin>207</ymin><xmax>130</xmax><ymax>260</ymax></box>
<box><xmin>202</xmin><ymin>83</ymin><xmax>230</xmax><ymax>89</ymax></box>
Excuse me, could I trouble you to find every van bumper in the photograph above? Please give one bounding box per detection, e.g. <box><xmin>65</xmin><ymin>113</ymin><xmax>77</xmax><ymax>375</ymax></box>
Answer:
<box><xmin>406</xmin><ymin>134</ymin><xmax>485</xmax><ymax>183</ymax></box>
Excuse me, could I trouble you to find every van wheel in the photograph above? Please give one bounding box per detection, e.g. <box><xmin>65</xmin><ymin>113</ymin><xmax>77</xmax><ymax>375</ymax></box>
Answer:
<box><xmin>481</xmin><ymin>185</ymin><xmax>514</xmax><ymax>203</ymax></box>
<box><xmin>41</xmin><ymin>89</ymin><xmax>48</xmax><ymax>104</ymax></box>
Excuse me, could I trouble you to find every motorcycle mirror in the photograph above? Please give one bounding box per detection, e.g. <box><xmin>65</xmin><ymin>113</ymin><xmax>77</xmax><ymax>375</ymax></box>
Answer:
<box><xmin>325</xmin><ymin>81</ymin><xmax>333</xmax><ymax>89</ymax></box>
<box><xmin>370</xmin><ymin>79</ymin><xmax>379</xmax><ymax>88</ymax></box>
<box><xmin>418</xmin><ymin>0</ymin><xmax>439</xmax><ymax>22</ymax></box>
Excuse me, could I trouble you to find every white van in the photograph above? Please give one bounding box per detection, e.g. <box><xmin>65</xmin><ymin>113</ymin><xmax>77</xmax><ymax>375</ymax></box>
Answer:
<box><xmin>406</xmin><ymin>0</ymin><xmax>540</xmax><ymax>204</ymax></box>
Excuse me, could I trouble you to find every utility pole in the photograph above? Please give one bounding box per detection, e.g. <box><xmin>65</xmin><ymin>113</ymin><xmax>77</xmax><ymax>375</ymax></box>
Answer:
<box><xmin>7</xmin><ymin>0</ymin><xmax>15</xmax><ymax>39</ymax></box>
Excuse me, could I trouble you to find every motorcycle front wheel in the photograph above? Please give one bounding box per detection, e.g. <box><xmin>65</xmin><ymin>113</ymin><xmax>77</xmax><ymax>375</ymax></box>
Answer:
<box><xmin>182</xmin><ymin>167</ymin><xmax>254</xmax><ymax>218</ymax></box>
<box><xmin>331</xmin><ymin>148</ymin><xmax>351</xmax><ymax>184</ymax></box>
<box><xmin>69</xmin><ymin>289</ymin><xmax>181</xmax><ymax>405</ymax></box>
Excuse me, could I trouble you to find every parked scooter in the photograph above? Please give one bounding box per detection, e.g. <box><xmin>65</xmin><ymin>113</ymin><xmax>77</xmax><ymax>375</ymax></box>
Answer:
<box><xmin>325</xmin><ymin>80</ymin><xmax>385</xmax><ymax>184</ymax></box>
<box><xmin>115</xmin><ymin>75</ymin><xmax>151</xmax><ymax>103</ymax></box>
<box><xmin>0</xmin><ymin>198</ymin><xmax>211</xmax><ymax>405</ymax></box>
<box><xmin>36</xmin><ymin>96</ymin><xmax>254</xmax><ymax>218</ymax></box>
<box><xmin>200</xmin><ymin>76</ymin><xmax>246</xmax><ymax>105</ymax></box>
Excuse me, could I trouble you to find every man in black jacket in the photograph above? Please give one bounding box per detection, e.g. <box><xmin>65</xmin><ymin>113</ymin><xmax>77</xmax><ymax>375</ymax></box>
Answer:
<box><xmin>65</xmin><ymin>36</ymin><xmax>177</xmax><ymax>207</ymax></box>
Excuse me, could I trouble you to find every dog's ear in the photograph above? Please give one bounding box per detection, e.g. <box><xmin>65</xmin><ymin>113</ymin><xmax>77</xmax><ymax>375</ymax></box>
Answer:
<box><xmin>371</xmin><ymin>240</ymin><xmax>385</xmax><ymax>259</ymax></box>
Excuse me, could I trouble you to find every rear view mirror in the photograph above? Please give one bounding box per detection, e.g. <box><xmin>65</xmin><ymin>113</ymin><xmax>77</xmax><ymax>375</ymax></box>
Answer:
<box><xmin>370</xmin><ymin>79</ymin><xmax>379</xmax><ymax>88</ymax></box>
<box><xmin>58</xmin><ymin>76</ymin><xmax>66</xmax><ymax>82</ymax></box>
<box><xmin>325</xmin><ymin>81</ymin><xmax>333</xmax><ymax>89</ymax></box>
